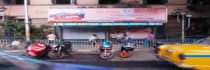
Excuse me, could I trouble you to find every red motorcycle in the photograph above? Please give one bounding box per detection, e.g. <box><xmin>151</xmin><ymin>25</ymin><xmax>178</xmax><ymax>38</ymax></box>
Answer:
<box><xmin>26</xmin><ymin>42</ymin><xmax>51</xmax><ymax>57</ymax></box>
<box><xmin>98</xmin><ymin>41</ymin><xmax>113</xmax><ymax>60</ymax></box>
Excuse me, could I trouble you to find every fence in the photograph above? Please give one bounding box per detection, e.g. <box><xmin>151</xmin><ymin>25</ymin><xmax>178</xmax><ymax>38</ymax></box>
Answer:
<box><xmin>0</xmin><ymin>38</ymin><xmax>198</xmax><ymax>49</ymax></box>
<box><xmin>65</xmin><ymin>38</ymin><xmax>197</xmax><ymax>48</ymax></box>
<box><xmin>0</xmin><ymin>39</ymin><xmax>11</xmax><ymax>47</ymax></box>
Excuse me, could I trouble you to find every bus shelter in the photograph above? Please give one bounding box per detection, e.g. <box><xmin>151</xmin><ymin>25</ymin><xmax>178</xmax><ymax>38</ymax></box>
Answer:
<box><xmin>48</xmin><ymin>8</ymin><xmax>167</xmax><ymax>40</ymax></box>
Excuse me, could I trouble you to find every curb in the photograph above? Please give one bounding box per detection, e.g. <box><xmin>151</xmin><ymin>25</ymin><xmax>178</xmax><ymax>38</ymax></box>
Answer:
<box><xmin>72</xmin><ymin>49</ymin><xmax>120</xmax><ymax>54</ymax></box>
<box><xmin>0</xmin><ymin>50</ymin><xmax>113</xmax><ymax>70</ymax></box>
<box><xmin>4</xmin><ymin>49</ymin><xmax>121</xmax><ymax>54</ymax></box>
<box><xmin>4</xmin><ymin>48</ymin><xmax>154</xmax><ymax>54</ymax></box>
<box><xmin>4</xmin><ymin>50</ymin><xmax>26</xmax><ymax>53</ymax></box>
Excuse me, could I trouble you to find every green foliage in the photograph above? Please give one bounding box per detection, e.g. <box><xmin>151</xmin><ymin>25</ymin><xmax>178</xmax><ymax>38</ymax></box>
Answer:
<box><xmin>1</xmin><ymin>20</ymin><xmax>51</xmax><ymax>39</ymax></box>
<box><xmin>118</xmin><ymin>1</ymin><xmax>145</xmax><ymax>8</ymax></box>
<box><xmin>87</xmin><ymin>6</ymin><xmax>97</xmax><ymax>8</ymax></box>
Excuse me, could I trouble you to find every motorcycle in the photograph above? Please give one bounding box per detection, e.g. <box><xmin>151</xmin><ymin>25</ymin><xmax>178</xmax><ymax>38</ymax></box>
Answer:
<box><xmin>48</xmin><ymin>41</ymin><xmax>72</xmax><ymax>59</ymax></box>
<box><xmin>120</xmin><ymin>42</ymin><xmax>136</xmax><ymax>58</ymax></box>
<box><xmin>98</xmin><ymin>41</ymin><xmax>113</xmax><ymax>60</ymax></box>
<box><xmin>26</xmin><ymin>42</ymin><xmax>51</xmax><ymax>57</ymax></box>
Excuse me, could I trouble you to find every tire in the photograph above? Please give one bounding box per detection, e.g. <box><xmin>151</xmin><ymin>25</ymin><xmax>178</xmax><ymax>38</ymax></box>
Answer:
<box><xmin>100</xmin><ymin>52</ymin><xmax>113</xmax><ymax>60</ymax></box>
<box><xmin>59</xmin><ymin>50</ymin><xmax>66</xmax><ymax>59</ymax></box>
<box><xmin>48</xmin><ymin>50</ymin><xmax>59</xmax><ymax>59</ymax></box>
<box><xmin>58</xmin><ymin>47</ymin><xmax>66</xmax><ymax>58</ymax></box>
<box><xmin>66</xmin><ymin>47</ymin><xmax>72</xmax><ymax>55</ymax></box>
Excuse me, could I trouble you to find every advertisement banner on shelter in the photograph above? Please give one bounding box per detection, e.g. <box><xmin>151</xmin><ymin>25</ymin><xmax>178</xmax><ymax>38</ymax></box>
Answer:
<box><xmin>110</xmin><ymin>27</ymin><xmax>153</xmax><ymax>39</ymax></box>
<box><xmin>48</xmin><ymin>8</ymin><xmax>167</xmax><ymax>23</ymax></box>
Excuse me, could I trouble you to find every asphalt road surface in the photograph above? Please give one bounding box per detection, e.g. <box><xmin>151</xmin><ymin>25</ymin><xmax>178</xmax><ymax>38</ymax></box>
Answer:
<box><xmin>7</xmin><ymin>48</ymin><xmax>185</xmax><ymax>70</ymax></box>
<box><xmin>41</xmin><ymin>54</ymin><xmax>184</xmax><ymax>70</ymax></box>
<box><xmin>0</xmin><ymin>58</ymin><xmax>22</xmax><ymax>70</ymax></box>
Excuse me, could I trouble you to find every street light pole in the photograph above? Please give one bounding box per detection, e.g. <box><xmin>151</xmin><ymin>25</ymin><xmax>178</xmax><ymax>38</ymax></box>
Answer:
<box><xmin>24</xmin><ymin>0</ymin><xmax>30</xmax><ymax>41</ymax></box>
<box><xmin>176</xmin><ymin>12</ymin><xmax>180</xmax><ymax>23</ymax></box>
<box><xmin>175</xmin><ymin>9</ymin><xmax>181</xmax><ymax>23</ymax></box>
<box><xmin>71</xmin><ymin>0</ymin><xmax>75</xmax><ymax>5</ymax></box>
<box><xmin>180</xmin><ymin>12</ymin><xmax>186</xmax><ymax>42</ymax></box>
<box><xmin>186</xmin><ymin>13</ymin><xmax>192</xmax><ymax>30</ymax></box>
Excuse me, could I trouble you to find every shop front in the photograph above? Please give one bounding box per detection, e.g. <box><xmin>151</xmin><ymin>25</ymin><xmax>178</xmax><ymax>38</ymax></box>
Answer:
<box><xmin>48</xmin><ymin>8</ymin><xmax>167</xmax><ymax>40</ymax></box>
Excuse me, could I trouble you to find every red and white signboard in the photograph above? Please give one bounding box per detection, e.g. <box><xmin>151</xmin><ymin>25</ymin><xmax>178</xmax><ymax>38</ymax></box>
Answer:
<box><xmin>48</xmin><ymin>8</ymin><xmax>167</xmax><ymax>23</ymax></box>
<box><xmin>110</xmin><ymin>27</ymin><xmax>153</xmax><ymax>39</ymax></box>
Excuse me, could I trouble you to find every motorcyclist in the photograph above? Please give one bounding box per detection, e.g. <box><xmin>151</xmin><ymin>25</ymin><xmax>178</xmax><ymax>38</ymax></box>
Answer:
<box><xmin>120</xmin><ymin>33</ymin><xmax>133</xmax><ymax>51</ymax></box>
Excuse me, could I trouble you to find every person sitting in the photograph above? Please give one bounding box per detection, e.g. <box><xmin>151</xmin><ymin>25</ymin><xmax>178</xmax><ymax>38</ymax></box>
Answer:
<box><xmin>89</xmin><ymin>34</ymin><xmax>99</xmax><ymax>47</ymax></box>
<box><xmin>47</xmin><ymin>32</ymin><xmax>56</xmax><ymax>45</ymax></box>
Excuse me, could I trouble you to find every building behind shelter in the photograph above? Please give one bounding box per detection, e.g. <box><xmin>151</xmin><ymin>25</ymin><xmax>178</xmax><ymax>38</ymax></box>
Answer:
<box><xmin>0</xmin><ymin>0</ymin><xmax>209</xmax><ymax>39</ymax></box>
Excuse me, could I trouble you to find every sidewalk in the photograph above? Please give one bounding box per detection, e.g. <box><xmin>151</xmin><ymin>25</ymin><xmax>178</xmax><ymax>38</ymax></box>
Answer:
<box><xmin>1</xmin><ymin>46</ymin><xmax>159</xmax><ymax>62</ymax></box>
<box><xmin>72</xmin><ymin>47</ymin><xmax>158</xmax><ymax>61</ymax></box>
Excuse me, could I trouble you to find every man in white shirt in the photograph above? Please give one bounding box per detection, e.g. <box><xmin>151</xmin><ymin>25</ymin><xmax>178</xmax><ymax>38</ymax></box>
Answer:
<box><xmin>47</xmin><ymin>32</ymin><xmax>56</xmax><ymax>45</ymax></box>
<box><xmin>89</xmin><ymin>34</ymin><xmax>99</xmax><ymax>46</ymax></box>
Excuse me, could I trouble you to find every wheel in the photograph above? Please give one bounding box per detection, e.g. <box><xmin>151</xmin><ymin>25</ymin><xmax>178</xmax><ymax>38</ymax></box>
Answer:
<box><xmin>100</xmin><ymin>52</ymin><xmax>113</xmax><ymax>60</ymax></box>
<box><xmin>59</xmin><ymin>50</ymin><xmax>66</xmax><ymax>59</ymax></box>
<box><xmin>48</xmin><ymin>50</ymin><xmax>59</xmax><ymax>59</ymax></box>
<box><xmin>66</xmin><ymin>47</ymin><xmax>72</xmax><ymax>55</ymax></box>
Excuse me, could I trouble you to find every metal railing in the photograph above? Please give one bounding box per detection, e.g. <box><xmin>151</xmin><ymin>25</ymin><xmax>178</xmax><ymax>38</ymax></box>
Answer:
<box><xmin>64</xmin><ymin>38</ymin><xmax>197</xmax><ymax>48</ymax></box>
<box><xmin>0</xmin><ymin>38</ymin><xmax>199</xmax><ymax>49</ymax></box>
<box><xmin>0</xmin><ymin>39</ymin><xmax>11</xmax><ymax>48</ymax></box>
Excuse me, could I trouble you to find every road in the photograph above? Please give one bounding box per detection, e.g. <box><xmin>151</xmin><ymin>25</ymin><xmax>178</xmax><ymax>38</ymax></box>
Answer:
<box><xmin>0</xmin><ymin>57</ymin><xmax>22</xmax><ymax>70</ymax></box>
<box><xmin>5</xmin><ymin>48</ymin><xmax>184</xmax><ymax>70</ymax></box>
<box><xmin>42</xmin><ymin>54</ymin><xmax>183</xmax><ymax>70</ymax></box>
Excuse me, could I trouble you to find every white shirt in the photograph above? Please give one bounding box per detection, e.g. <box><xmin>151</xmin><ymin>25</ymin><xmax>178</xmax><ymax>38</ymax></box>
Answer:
<box><xmin>12</xmin><ymin>41</ymin><xmax>20</xmax><ymax>46</ymax></box>
<box><xmin>47</xmin><ymin>34</ymin><xmax>56</xmax><ymax>40</ymax></box>
<box><xmin>89</xmin><ymin>36</ymin><xmax>98</xmax><ymax>41</ymax></box>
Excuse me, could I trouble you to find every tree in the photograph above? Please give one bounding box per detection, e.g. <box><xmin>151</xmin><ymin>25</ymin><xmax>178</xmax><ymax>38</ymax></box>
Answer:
<box><xmin>0</xmin><ymin>20</ymin><xmax>52</xmax><ymax>40</ymax></box>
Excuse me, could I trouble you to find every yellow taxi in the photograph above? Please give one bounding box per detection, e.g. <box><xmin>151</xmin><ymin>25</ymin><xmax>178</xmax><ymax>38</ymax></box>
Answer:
<box><xmin>157</xmin><ymin>38</ymin><xmax>210</xmax><ymax>70</ymax></box>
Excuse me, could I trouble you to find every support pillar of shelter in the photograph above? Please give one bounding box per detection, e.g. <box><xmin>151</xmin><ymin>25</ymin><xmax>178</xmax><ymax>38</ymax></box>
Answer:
<box><xmin>55</xmin><ymin>26</ymin><xmax>63</xmax><ymax>41</ymax></box>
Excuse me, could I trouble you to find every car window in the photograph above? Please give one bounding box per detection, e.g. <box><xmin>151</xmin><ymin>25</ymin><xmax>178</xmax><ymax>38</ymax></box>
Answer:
<box><xmin>197</xmin><ymin>39</ymin><xmax>210</xmax><ymax>45</ymax></box>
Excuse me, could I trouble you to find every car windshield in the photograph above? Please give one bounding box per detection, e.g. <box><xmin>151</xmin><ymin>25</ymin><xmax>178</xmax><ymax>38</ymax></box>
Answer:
<box><xmin>196</xmin><ymin>39</ymin><xmax>210</xmax><ymax>45</ymax></box>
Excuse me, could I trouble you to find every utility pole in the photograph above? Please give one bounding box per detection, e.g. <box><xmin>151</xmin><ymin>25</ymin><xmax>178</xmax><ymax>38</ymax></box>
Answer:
<box><xmin>180</xmin><ymin>12</ymin><xmax>186</xmax><ymax>43</ymax></box>
<box><xmin>24</xmin><ymin>0</ymin><xmax>30</xmax><ymax>41</ymax></box>
<box><xmin>186</xmin><ymin>13</ymin><xmax>192</xmax><ymax>30</ymax></box>
<box><xmin>71</xmin><ymin>0</ymin><xmax>75</xmax><ymax>5</ymax></box>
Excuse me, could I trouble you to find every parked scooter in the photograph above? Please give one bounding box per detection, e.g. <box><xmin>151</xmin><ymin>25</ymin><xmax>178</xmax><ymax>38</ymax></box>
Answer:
<box><xmin>98</xmin><ymin>41</ymin><xmax>113</xmax><ymax>60</ymax></box>
<box><xmin>26</xmin><ymin>42</ymin><xmax>51</xmax><ymax>57</ymax></box>
<box><xmin>48</xmin><ymin>41</ymin><xmax>72</xmax><ymax>59</ymax></box>
<box><xmin>120</xmin><ymin>41</ymin><xmax>136</xmax><ymax>58</ymax></box>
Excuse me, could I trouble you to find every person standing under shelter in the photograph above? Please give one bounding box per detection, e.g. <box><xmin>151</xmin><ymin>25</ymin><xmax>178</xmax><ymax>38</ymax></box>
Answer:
<box><xmin>121</xmin><ymin>32</ymin><xmax>132</xmax><ymax>43</ymax></box>
<box><xmin>47</xmin><ymin>32</ymin><xmax>56</xmax><ymax>45</ymax></box>
<box><xmin>89</xmin><ymin>34</ymin><xmax>99</xmax><ymax>47</ymax></box>
<box><xmin>147</xmin><ymin>33</ymin><xmax>154</xmax><ymax>40</ymax></box>
<box><xmin>147</xmin><ymin>33</ymin><xmax>155</xmax><ymax>47</ymax></box>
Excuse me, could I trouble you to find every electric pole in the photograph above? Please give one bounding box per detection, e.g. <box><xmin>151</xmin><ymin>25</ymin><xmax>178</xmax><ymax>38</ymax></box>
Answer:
<box><xmin>24</xmin><ymin>0</ymin><xmax>30</xmax><ymax>41</ymax></box>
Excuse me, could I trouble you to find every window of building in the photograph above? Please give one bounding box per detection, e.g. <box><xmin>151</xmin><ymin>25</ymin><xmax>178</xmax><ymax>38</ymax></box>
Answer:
<box><xmin>54</xmin><ymin>0</ymin><xmax>71</xmax><ymax>4</ymax></box>
<box><xmin>187</xmin><ymin>0</ymin><xmax>210</xmax><ymax>11</ymax></box>
<box><xmin>99</xmin><ymin>0</ymin><xmax>120</xmax><ymax>4</ymax></box>
<box><xmin>52</xmin><ymin>0</ymin><xmax>76</xmax><ymax>4</ymax></box>
<box><xmin>144</xmin><ymin>0</ymin><xmax>168</xmax><ymax>4</ymax></box>
<box><xmin>16</xmin><ymin>0</ymin><xmax>24</xmax><ymax>4</ymax></box>
<box><xmin>3</xmin><ymin>0</ymin><xmax>24</xmax><ymax>5</ymax></box>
